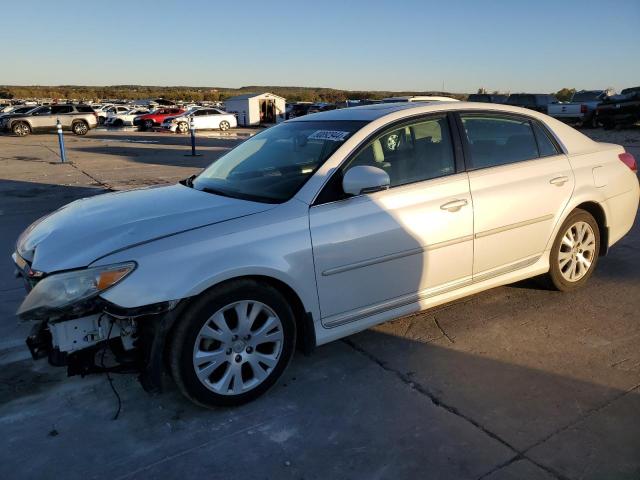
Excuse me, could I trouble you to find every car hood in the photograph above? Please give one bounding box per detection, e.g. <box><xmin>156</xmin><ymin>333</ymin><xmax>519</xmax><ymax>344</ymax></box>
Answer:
<box><xmin>18</xmin><ymin>183</ymin><xmax>275</xmax><ymax>273</ymax></box>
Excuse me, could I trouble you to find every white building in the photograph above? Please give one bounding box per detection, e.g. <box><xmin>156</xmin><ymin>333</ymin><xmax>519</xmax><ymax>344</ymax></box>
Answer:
<box><xmin>223</xmin><ymin>92</ymin><xmax>286</xmax><ymax>126</ymax></box>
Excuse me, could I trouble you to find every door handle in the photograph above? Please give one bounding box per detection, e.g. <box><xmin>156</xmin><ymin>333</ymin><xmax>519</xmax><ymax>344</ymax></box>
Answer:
<box><xmin>549</xmin><ymin>176</ymin><xmax>569</xmax><ymax>186</ymax></box>
<box><xmin>440</xmin><ymin>199</ymin><xmax>468</xmax><ymax>212</ymax></box>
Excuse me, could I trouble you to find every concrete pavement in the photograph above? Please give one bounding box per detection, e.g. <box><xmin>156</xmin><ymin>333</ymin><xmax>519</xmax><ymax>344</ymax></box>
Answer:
<box><xmin>0</xmin><ymin>129</ymin><xmax>638</xmax><ymax>480</ymax></box>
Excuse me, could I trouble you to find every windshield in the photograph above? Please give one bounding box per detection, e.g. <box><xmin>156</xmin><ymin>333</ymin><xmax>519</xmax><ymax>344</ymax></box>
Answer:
<box><xmin>193</xmin><ymin>120</ymin><xmax>367</xmax><ymax>203</ymax></box>
<box><xmin>572</xmin><ymin>92</ymin><xmax>601</xmax><ymax>102</ymax></box>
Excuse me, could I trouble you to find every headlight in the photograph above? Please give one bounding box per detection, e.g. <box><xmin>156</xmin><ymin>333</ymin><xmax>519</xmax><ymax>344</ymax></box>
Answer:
<box><xmin>17</xmin><ymin>262</ymin><xmax>136</xmax><ymax>319</ymax></box>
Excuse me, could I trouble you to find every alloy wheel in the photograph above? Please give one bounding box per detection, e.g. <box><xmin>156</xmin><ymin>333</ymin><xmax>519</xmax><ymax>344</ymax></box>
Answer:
<box><xmin>192</xmin><ymin>300</ymin><xmax>284</xmax><ymax>395</ymax></box>
<box><xmin>73</xmin><ymin>122</ymin><xmax>88</xmax><ymax>135</ymax></box>
<box><xmin>13</xmin><ymin>123</ymin><xmax>29</xmax><ymax>136</ymax></box>
<box><xmin>220</xmin><ymin>121</ymin><xmax>230</xmax><ymax>131</ymax></box>
<box><xmin>558</xmin><ymin>221</ymin><xmax>596</xmax><ymax>282</ymax></box>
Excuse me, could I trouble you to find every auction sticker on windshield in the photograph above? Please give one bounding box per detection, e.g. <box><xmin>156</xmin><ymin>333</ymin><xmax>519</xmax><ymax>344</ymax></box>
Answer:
<box><xmin>308</xmin><ymin>130</ymin><xmax>351</xmax><ymax>141</ymax></box>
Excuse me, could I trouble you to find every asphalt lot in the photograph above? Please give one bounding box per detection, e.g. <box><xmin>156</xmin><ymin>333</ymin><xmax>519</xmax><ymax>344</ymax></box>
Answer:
<box><xmin>0</xmin><ymin>128</ymin><xmax>639</xmax><ymax>480</ymax></box>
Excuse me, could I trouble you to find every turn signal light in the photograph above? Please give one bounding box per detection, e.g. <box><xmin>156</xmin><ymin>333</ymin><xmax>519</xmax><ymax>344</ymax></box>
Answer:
<box><xmin>619</xmin><ymin>152</ymin><xmax>637</xmax><ymax>172</ymax></box>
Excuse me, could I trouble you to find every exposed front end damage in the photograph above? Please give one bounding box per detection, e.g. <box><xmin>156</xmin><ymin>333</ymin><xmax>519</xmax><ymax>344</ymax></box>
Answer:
<box><xmin>15</xmin><ymin>250</ymin><xmax>181</xmax><ymax>391</ymax></box>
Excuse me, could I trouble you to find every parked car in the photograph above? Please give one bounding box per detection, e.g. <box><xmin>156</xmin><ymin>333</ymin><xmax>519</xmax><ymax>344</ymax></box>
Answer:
<box><xmin>595</xmin><ymin>87</ymin><xmax>640</xmax><ymax>129</ymax></box>
<box><xmin>287</xmin><ymin>102</ymin><xmax>313</xmax><ymax>119</ymax></box>
<box><xmin>134</xmin><ymin>107</ymin><xmax>186</xmax><ymax>130</ymax></box>
<box><xmin>104</xmin><ymin>108</ymin><xmax>150</xmax><ymax>127</ymax></box>
<box><xmin>91</xmin><ymin>104</ymin><xmax>114</xmax><ymax>124</ymax></box>
<box><xmin>13</xmin><ymin>102</ymin><xmax>639</xmax><ymax>407</ymax></box>
<box><xmin>0</xmin><ymin>105</ymin><xmax>39</xmax><ymax>129</ymax></box>
<box><xmin>467</xmin><ymin>93</ymin><xmax>508</xmax><ymax>103</ymax></box>
<box><xmin>506</xmin><ymin>94</ymin><xmax>558</xmax><ymax>113</ymax></box>
<box><xmin>547</xmin><ymin>90</ymin><xmax>610</xmax><ymax>128</ymax></box>
<box><xmin>5</xmin><ymin>104</ymin><xmax>97</xmax><ymax>136</ymax></box>
<box><xmin>307</xmin><ymin>103</ymin><xmax>339</xmax><ymax>114</ymax></box>
<box><xmin>161</xmin><ymin>107</ymin><xmax>237</xmax><ymax>133</ymax></box>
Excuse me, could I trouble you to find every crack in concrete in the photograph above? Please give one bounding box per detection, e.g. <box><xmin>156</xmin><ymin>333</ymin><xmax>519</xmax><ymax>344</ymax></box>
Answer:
<box><xmin>343</xmin><ymin>338</ymin><xmax>572</xmax><ymax>480</ymax></box>
<box><xmin>433</xmin><ymin>315</ymin><xmax>455</xmax><ymax>343</ymax></box>
<box><xmin>67</xmin><ymin>162</ymin><xmax>115</xmax><ymax>192</ymax></box>
<box><xmin>520</xmin><ymin>383</ymin><xmax>640</xmax><ymax>456</ymax></box>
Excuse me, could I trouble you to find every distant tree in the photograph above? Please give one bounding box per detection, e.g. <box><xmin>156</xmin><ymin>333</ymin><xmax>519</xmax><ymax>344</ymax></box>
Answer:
<box><xmin>555</xmin><ymin>88</ymin><xmax>576</xmax><ymax>102</ymax></box>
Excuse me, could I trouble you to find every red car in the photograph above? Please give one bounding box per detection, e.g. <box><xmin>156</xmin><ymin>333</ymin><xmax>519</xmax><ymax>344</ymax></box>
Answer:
<box><xmin>133</xmin><ymin>107</ymin><xmax>185</xmax><ymax>130</ymax></box>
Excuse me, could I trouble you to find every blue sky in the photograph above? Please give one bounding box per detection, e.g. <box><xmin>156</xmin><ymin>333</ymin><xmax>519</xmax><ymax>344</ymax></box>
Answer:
<box><xmin>1</xmin><ymin>0</ymin><xmax>638</xmax><ymax>93</ymax></box>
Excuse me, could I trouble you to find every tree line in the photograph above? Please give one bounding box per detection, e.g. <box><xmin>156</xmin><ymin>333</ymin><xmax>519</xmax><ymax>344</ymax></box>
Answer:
<box><xmin>0</xmin><ymin>85</ymin><xmax>578</xmax><ymax>103</ymax></box>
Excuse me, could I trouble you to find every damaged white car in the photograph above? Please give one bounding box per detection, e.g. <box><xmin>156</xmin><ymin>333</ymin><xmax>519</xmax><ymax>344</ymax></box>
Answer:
<box><xmin>13</xmin><ymin>102</ymin><xmax>639</xmax><ymax>407</ymax></box>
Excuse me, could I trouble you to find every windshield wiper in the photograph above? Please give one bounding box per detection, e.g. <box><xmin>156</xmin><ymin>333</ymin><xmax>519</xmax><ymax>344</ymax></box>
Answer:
<box><xmin>182</xmin><ymin>174</ymin><xmax>197</xmax><ymax>187</ymax></box>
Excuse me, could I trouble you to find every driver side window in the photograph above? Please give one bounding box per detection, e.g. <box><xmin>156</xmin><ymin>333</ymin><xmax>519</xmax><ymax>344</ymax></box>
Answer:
<box><xmin>315</xmin><ymin>115</ymin><xmax>456</xmax><ymax>204</ymax></box>
<box><xmin>344</xmin><ymin>115</ymin><xmax>455</xmax><ymax>188</ymax></box>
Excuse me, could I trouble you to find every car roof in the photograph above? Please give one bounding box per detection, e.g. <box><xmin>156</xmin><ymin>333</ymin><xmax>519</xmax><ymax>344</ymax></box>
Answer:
<box><xmin>289</xmin><ymin>102</ymin><xmax>443</xmax><ymax>121</ymax></box>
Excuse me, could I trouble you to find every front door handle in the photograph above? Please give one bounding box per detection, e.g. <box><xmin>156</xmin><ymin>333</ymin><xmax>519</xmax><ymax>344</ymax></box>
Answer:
<box><xmin>440</xmin><ymin>199</ymin><xmax>468</xmax><ymax>212</ymax></box>
<box><xmin>550</xmin><ymin>175</ymin><xmax>569</xmax><ymax>186</ymax></box>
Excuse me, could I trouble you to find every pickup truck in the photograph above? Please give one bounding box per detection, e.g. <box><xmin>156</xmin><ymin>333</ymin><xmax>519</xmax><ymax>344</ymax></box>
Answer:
<box><xmin>4</xmin><ymin>104</ymin><xmax>98</xmax><ymax>136</ymax></box>
<box><xmin>505</xmin><ymin>94</ymin><xmax>558</xmax><ymax>113</ymax></box>
<box><xmin>595</xmin><ymin>87</ymin><xmax>640</xmax><ymax>129</ymax></box>
<box><xmin>547</xmin><ymin>90</ymin><xmax>609</xmax><ymax>128</ymax></box>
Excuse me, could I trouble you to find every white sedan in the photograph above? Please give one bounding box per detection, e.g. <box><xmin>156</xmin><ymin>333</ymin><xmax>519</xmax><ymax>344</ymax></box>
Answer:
<box><xmin>13</xmin><ymin>102</ymin><xmax>639</xmax><ymax>407</ymax></box>
<box><xmin>104</xmin><ymin>108</ymin><xmax>150</xmax><ymax>127</ymax></box>
<box><xmin>162</xmin><ymin>107</ymin><xmax>237</xmax><ymax>133</ymax></box>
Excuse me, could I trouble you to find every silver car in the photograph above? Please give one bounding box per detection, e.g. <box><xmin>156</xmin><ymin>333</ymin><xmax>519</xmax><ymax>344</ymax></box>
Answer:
<box><xmin>13</xmin><ymin>102</ymin><xmax>639</xmax><ymax>407</ymax></box>
<box><xmin>6</xmin><ymin>104</ymin><xmax>97</xmax><ymax>136</ymax></box>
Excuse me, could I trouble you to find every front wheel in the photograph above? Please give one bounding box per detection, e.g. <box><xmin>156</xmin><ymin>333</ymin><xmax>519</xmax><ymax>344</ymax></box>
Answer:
<box><xmin>12</xmin><ymin>121</ymin><xmax>31</xmax><ymax>136</ymax></box>
<box><xmin>219</xmin><ymin>120</ymin><xmax>230</xmax><ymax>131</ymax></box>
<box><xmin>177</xmin><ymin>121</ymin><xmax>189</xmax><ymax>134</ymax></box>
<box><xmin>546</xmin><ymin>209</ymin><xmax>600</xmax><ymax>292</ymax></box>
<box><xmin>143</xmin><ymin>119</ymin><xmax>154</xmax><ymax>130</ymax></box>
<box><xmin>169</xmin><ymin>280</ymin><xmax>296</xmax><ymax>407</ymax></box>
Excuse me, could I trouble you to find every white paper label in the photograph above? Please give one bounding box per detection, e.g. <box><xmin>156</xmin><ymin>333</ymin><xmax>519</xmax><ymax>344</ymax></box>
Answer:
<box><xmin>308</xmin><ymin>130</ymin><xmax>350</xmax><ymax>141</ymax></box>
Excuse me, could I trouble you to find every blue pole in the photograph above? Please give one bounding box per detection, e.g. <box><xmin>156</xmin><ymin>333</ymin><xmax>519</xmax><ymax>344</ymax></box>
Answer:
<box><xmin>56</xmin><ymin>118</ymin><xmax>67</xmax><ymax>163</ymax></box>
<box><xmin>190</xmin><ymin>118</ymin><xmax>196</xmax><ymax>156</ymax></box>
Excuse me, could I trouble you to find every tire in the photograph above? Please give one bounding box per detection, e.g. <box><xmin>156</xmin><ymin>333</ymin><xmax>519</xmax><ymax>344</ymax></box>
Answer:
<box><xmin>169</xmin><ymin>279</ymin><xmax>296</xmax><ymax>407</ymax></box>
<box><xmin>546</xmin><ymin>209</ymin><xmax>600</xmax><ymax>292</ymax></box>
<box><xmin>72</xmin><ymin>121</ymin><xmax>89</xmax><ymax>135</ymax></box>
<box><xmin>144</xmin><ymin>119</ymin><xmax>154</xmax><ymax>130</ymax></box>
<box><xmin>177</xmin><ymin>121</ymin><xmax>189</xmax><ymax>134</ymax></box>
<box><xmin>98</xmin><ymin>116</ymin><xmax>106</xmax><ymax>125</ymax></box>
<box><xmin>219</xmin><ymin>120</ymin><xmax>230</xmax><ymax>131</ymax></box>
<box><xmin>113</xmin><ymin>119</ymin><xmax>124</xmax><ymax>127</ymax></box>
<box><xmin>12</xmin><ymin>121</ymin><xmax>31</xmax><ymax>137</ymax></box>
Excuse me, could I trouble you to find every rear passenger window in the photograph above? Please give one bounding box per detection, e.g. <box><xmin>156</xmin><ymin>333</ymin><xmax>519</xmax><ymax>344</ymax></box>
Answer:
<box><xmin>532</xmin><ymin>121</ymin><xmax>560</xmax><ymax>157</ymax></box>
<box><xmin>344</xmin><ymin>115</ymin><xmax>455</xmax><ymax>188</ymax></box>
<box><xmin>51</xmin><ymin>105</ymin><xmax>73</xmax><ymax>114</ymax></box>
<box><xmin>76</xmin><ymin>106</ymin><xmax>93</xmax><ymax>113</ymax></box>
<box><xmin>460</xmin><ymin>115</ymin><xmax>539</xmax><ymax>169</ymax></box>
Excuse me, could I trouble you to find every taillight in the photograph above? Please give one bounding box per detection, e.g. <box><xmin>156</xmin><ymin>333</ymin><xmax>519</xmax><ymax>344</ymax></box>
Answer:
<box><xmin>619</xmin><ymin>152</ymin><xmax>637</xmax><ymax>172</ymax></box>
<box><xmin>580</xmin><ymin>104</ymin><xmax>588</xmax><ymax>114</ymax></box>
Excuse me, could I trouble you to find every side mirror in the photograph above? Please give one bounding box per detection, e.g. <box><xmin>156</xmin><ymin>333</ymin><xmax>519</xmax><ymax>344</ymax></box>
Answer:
<box><xmin>342</xmin><ymin>166</ymin><xmax>390</xmax><ymax>196</ymax></box>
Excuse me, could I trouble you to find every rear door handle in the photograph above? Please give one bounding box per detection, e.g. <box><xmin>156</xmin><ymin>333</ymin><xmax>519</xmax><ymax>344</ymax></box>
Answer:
<box><xmin>550</xmin><ymin>175</ymin><xmax>569</xmax><ymax>186</ymax></box>
<box><xmin>440</xmin><ymin>199</ymin><xmax>468</xmax><ymax>212</ymax></box>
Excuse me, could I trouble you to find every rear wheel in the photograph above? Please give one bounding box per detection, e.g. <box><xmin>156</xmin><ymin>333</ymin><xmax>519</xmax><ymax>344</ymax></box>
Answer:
<box><xmin>170</xmin><ymin>280</ymin><xmax>296</xmax><ymax>407</ymax></box>
<box><xmin>72</xmin><ymin>121</ymin><xmax>89</xmax><ymax>135</ymax></box>
<box><xmin>219</xmin><ymin>120</ymin><xmax>230</xmax><ymax>131</ymax></box>
<box><xmin>546</xmin><ymin>209</ymin><xmax>600</xmax><ymax>292</ymax></box>
<box><xmin>12</xmin><ymin>122</ymin><xmax>31</xmax><ymax>136</ymax></box>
